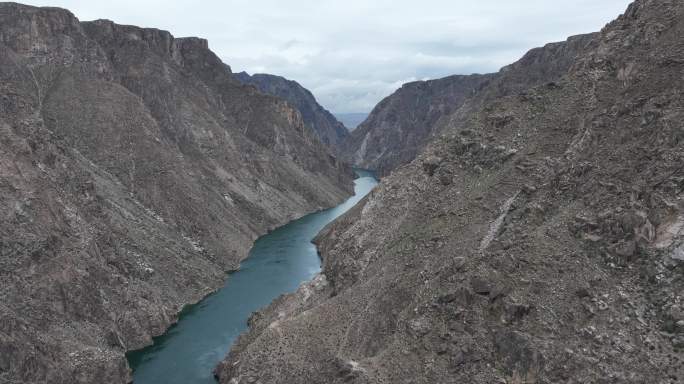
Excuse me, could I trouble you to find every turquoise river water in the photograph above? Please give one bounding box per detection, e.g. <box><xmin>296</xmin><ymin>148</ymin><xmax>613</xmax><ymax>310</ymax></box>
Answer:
<box><xmin>127</xmin><ymin>170</ymin><xmax>378</xmax><ymax>383</ymax></box>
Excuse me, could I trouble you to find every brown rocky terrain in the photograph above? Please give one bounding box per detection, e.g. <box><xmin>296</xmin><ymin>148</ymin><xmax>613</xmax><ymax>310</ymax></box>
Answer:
<box><xmin>341</xmin><ymin>33</ymin><xmax>598</xmax><ymax>177</ymax></box>
<box><xmin>341</xmin><ymin>74</ymin><xmax>493</xmax><ymax>177</ymax></box>
<box><xmin>234</xmin><ymin>72</ymin><xmax>350</xmax><ymax>153</ymax></box>
<box><xmin>0</xmin><ymin>3</ymin><xmax>353</xmax><ymax>383</ymax></box>
<box><xmin>219</xmin><ymin>1</ymin><xmax>684</xmax><ymax>383</ymax></box>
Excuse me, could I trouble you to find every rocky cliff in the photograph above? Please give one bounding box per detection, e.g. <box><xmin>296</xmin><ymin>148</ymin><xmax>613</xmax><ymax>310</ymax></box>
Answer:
<box><xmin>234</xmin><ymin>72</ymin><xmax>349</xmax><ymax>152</ymax></box>
<box><xmin>219</xmin><ymin>1</ymin><xmax>684</xmax><ymax>383</ymax></box>
<box><xmin>0</xmin><ymin>3</ymin><xmax>353</xmax><ymax>383</ymax></box>
<box><xmin>341</xmin><ymin>33</ymin><xmax>597</xmax><ymax>177</ymax></box>
<box><xmin>341</xmin><ymin>74</ymin><xmax>493</xmax><ymax>176</ymax></box>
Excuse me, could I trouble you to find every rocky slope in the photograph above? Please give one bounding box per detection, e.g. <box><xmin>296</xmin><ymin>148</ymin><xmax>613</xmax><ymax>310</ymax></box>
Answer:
<box><xmin>341</xmin><ymin>33</ymin><xmax>597</xmax><ymax>177</ymax></box>
<box><xmin>219</xmin><ymin>1</ymin><xmax>684</xmax><ymax>383</ymax></box>
<box><xmin>0</xmin><ymin>3</ymin><xmax>353</xmax><ymax>384</ymax></box>
<box><xmin>234</xmin><ymin>72</ymin><xmax>349</xmax><ymax>152</ymax></box>
<box><xmin>341</xmin><ymin>74</ymin><xmax>493</xmax><ymax>176</ymax></box>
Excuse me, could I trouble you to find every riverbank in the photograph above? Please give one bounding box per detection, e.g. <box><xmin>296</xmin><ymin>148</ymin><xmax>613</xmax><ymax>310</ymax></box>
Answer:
<box><xmin>127</xmin><ymin>170</ymin><xmax>378</xmax><ymax>383</ymax></box>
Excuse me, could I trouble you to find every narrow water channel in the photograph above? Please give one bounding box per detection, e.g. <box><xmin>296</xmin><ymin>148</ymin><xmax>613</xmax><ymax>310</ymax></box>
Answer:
<box><xmin>127</xmin><ymin>170</ymin><xmax>378</xmax><ymax>383</ymax></box>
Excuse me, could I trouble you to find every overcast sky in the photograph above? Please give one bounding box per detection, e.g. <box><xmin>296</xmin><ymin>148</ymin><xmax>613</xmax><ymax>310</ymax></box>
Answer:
<box><xmin>25</xmin><ymin>0</ymin><xmax>632</xmax><ymax>113</ymax></box>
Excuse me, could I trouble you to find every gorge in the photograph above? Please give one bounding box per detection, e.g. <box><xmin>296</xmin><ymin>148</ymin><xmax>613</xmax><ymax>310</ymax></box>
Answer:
<box><xmin>0</xmin><ymin>3</ymin><xmax>352</xmax><ymax>383</ymax></box>
<box><xmin>1</xmin><ymin>1</ymin><xmax>683</xmax><ymax>384</ymax></box>
<box><xmin>220</xmin><ymin>1</ymin><xmax>684</xmax><ymax>383</ymax></box>
<box><xmin>128</xmin><ymin>170</ymin><xmax>377</xmax><ymax>384</ymax></box>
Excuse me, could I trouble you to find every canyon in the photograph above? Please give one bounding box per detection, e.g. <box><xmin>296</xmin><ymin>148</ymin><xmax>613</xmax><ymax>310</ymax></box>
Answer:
<box><xmin>1</xmin><ymin>1</ymin><xmax>683</xmax><ymax>384</ymax></box>
<box><xmin>0</xmin><ymin>3</ymin><xmax>351</xmax><ymax>383</ymax></box>
<box><xmin>221</xmin><ymin>0</ymin><xmax>684</xmax><ymax>383</ymax></box>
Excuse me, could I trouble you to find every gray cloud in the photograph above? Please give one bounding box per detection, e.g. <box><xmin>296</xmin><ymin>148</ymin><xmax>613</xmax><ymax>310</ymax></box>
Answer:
<box><xmin>25</xmin><ymin>0</ymin><xmax>632</xmax><ymax>112</ymax></box>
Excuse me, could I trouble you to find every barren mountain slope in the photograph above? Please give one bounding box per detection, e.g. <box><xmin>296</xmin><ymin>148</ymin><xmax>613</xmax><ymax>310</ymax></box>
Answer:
<box><xmin>341</xmin><ymin>74</ymin><xmax>492</xmax><ymax>176</ymax></box>
<box><xmin>219</xmin><ymin>1</ymin><xmax>684</xmax><ymax>383</ymax></box>
<box><xmin>234</xmin><ymin>72</ymin><xmax>349</xmax><ymax>152</ymax></box>
<box><xmin>342</xmin><ymin>33</ymin><xmax>597</xmax><ymax>177</ymax></box>
<box><xmin>0</xmin><ymin>3</ymin><xmax>352</xmax><ymax>384</ymax></box>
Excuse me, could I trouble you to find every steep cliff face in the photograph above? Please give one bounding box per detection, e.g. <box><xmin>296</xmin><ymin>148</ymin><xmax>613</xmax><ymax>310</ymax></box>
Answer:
<box><xmin>0</xmin><ymin>3</ymin><xmax>352</xmax><ymax>384</ymax></box>
<box><xmin>342</xmin><ymin>34</ymin><xmax>597</xmax><ymax>177</ymax></box>
<box><xmin>341</xmin><ymin>74</ymin><xmax>493</xmax><ymax>176</ymax></box>
<box><xmin>234</xmin><ymin>72</ymin><xmax>350</xmax><ymax>152</ymax></box>
<box><xmin>220</xmin><ymin>1</ymin><xmax>684</xmax><ymax>383</ymax></box>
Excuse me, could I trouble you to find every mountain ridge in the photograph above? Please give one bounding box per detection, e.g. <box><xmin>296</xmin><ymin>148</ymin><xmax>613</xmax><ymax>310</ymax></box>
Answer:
<box><xmin>0</xmin><ymin>3</ymin><xmax>352</xmax><ymax>383</ymax></box>
<box><xmin>234</xmin><ymin>71</ymin><xmax>350</xmax><ymax>152</ymax></box>
<box><xmin>219</xmin><ymin>1</ymin><xmax>684</xmax><ymax>383</ymax></box>
<box><xmin>341</xmin><ymin>32</ymin><xmax>598</xmax><ymax>177</ymax></box>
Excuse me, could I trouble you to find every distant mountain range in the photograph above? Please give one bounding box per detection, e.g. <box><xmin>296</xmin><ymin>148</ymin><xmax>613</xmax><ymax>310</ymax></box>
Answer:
<box><xmin>334</xmin><ymin>112</ymin><xmax>369</xmax><ymax>131</ymax></box>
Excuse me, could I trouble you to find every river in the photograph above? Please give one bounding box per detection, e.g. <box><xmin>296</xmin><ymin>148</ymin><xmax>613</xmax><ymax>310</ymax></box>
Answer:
<box><xmin>127</xmin><ymin>169</ymin><xmax>378</xmax><ymax>383</ymax></box>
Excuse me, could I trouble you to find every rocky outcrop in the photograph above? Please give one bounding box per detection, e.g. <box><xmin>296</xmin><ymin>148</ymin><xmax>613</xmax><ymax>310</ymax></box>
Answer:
<box><xmin>219</xmin><ymin>1</ymin><xmax>684</xmax><ymax>383</ymax></box>
<box><xmin>234</xmin><ymin>72</ymin><xmax>350</xmax><ymax>152</ymax></box>
<box><xmin>0</xmin><ymin>3</ymin><xmax>353</xmax><ymax>384</ymax></box>
<box><xmin>341</xmin><ymin>33</ymin><xmax>597</xmax><ymax>177</ymax></box>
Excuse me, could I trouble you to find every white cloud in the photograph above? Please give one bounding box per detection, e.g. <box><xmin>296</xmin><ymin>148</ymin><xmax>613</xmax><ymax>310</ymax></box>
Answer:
<box><xmin>24</xmin><ymin>0</ymin><xmax>633</xmax><ymax>112</ymax></box>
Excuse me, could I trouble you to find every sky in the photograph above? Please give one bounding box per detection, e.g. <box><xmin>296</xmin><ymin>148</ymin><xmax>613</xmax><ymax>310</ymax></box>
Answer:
<box><xmin>24</xmin><ymin>0</ymin><xmax>633</xmax><ymax>113</ymax></box>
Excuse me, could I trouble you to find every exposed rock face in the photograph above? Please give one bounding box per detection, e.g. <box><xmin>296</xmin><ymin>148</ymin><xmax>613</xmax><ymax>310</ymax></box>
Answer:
<box><xmin>341</xmin><ymin>74</ymin><xmax>493</xmax><ymax>176</ymax></box>
<box><xmin>341</xmin><ymin>34</ymin><xmax>597</xmax><ymax>177</ymax></box>
<box><xmin>0</xmin><ymin>3</ymin><xmax>353</xmax><ymax>384</ymax></box>
<box><xmin>234</xmin><ymin>72</ymin><xmax>349</xmax><ymax>152</ymax></box>
<box><xmin>219</xmin><ymin>1</ymin><xmax>684</xmax><ymax>383</ymax></box>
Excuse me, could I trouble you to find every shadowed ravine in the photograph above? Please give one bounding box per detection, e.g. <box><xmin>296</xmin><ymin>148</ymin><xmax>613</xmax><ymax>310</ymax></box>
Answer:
<box><xmin>127</xmin><ymin>170</ymin><xmax>378</xmax><ymax>384</ymax></box>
